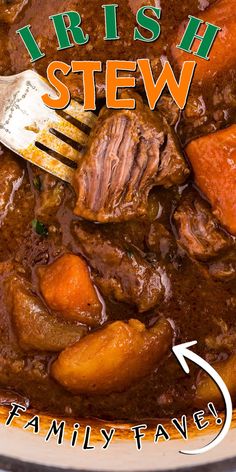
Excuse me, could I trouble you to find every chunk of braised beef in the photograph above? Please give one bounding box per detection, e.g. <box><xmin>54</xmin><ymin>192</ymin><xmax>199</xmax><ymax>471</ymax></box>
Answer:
<box><xmin>146</xmin><ymin>222</ymin><xmax>175</xmax><ymax>260</ymax></box>
<box><xmin>173</xmin><ymin>190</ymin><xmax>233</xmax><ymax>261</ymax></box>
<box><xmin>72</xmin><ymin>223</ymin><xmax>165</xmax><ymax>312</ymax></box>
<box><xmin>157</xmin><ymin>95</ymin><xmax>180</xmax><ymax>126</ymax></box>
<box><xmin>154</xmin><ymin>127</ymin><xmax>188</xmax><ymax>188</ymax></box>
<box><xmin>73</xmin><ymin>93</ymin><xmax>189</xmax><ymax>223</ymax></box>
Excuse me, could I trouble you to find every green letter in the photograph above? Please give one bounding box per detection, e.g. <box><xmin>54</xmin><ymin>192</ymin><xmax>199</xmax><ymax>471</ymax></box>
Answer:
<box><xmin>176</xmin><ymin>15</ymin><xmax>221</xmax><ymax>60</ymax></box>
<box><xmin>50</xmin><ymin>11</ymin><xmax>89</xmax><ymax>50</ymax></box>
<box><xmin>102</xmin><ymin>4</ymin><xmax>119</xmax><ymax>40</ymax></box>
<box><xmin>16</xmin><ymin>25</ymin><xmax>45</xmax><ymax>62</ymax></box>
<box><xmin>134</xmin><ymin>6</ymin><xmax>161</xmax><ymax>43</ymax></box>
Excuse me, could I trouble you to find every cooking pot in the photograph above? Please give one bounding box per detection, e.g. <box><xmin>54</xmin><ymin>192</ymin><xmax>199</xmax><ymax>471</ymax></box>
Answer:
<box><xmin>0</xmin><ymin>406</ymin><xmax>236</xmax><ymax>471</ymax></box>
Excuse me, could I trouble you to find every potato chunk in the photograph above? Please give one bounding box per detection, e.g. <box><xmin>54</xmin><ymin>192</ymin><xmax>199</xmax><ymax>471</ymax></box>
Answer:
<box><xmin>195</xmin><ymin>354</ymin><xmax>236</xmax><ymax>407</ymax></box>
<box><xmin>51</xmin><ymin>318</ymin><xmax>173</xmax><ymax>394</ymax></box>
<box><xmin>7</xmin><ymin>276</ymin><xmax>87</xmax><ymax>352</ymax></box>
<box><xmin>38</xmin><ymin>254</ymin><xmax>103</xmax><ymax>327</ymax></box>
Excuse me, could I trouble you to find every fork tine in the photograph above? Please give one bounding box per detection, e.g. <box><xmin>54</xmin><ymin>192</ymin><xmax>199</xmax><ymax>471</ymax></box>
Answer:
<box><xmin>66</xmin><ymin>100</ymin><xmax>97</xmax><ymax>129</ymax></box>
<box><xmin>20</xmin><ymin>144</ymin><xmax>74</xmax><ymax>183</ymax></box>
<box><xmin>37</xmin><ymin>129</ymin><xmax>81</xmax><ymax>162</ymax></box>
<box><xmin>0</xmin><ymin>70</ymin><xmax>97</xmax><ymax>183</ymax></box>
<box><xmin>49</xmin><ymin>117</ymin><xmax>88</xmax><ymax>146</ymax></box>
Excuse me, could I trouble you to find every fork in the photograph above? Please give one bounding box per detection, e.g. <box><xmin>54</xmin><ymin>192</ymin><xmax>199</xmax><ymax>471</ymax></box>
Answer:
<box><xmin>0</xmin><ymin>70</ymin><xmax>97</xmax><ymax>183</ymax></box>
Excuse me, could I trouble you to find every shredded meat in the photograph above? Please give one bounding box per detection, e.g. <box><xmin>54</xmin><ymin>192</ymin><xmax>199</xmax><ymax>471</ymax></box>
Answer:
<box><xmin>73</xmin><ymin>93</ymin><xmax>189</xmax><ymax>223</ymax></box>
<box><xmin>173</xmin><ymin>190</ymin><xmax>233</xmax><ymax>261</ymax></box>
<box><xmin>72</xmin><ymin>223</ymin><xmax>166</xmax><ymax>312</ymax></box>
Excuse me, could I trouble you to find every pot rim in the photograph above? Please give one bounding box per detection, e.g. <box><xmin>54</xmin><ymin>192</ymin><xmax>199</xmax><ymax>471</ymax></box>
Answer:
<box><xmin>1</xmin><ymin>406</ymin><xmax>236</xmax><ymax>472</ymax></box>
<box><xmin>0</xmin><ymin>453</ymin><xmax>236</xmax><ymax>472</ymax></box>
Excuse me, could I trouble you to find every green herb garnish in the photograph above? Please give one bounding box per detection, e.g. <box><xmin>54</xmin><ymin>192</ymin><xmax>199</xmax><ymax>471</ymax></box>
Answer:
<box><xmin>33</xmin><ymin>175</ymin><xmax>41</xmax><ymax>191</ymax></box>
<box><xmin>32</xmin><ymin>219</ymin><xmax>48</xmax><ymax>237</ymax></box>
<box><xmin>126</xmin><ymin>250</ymin><xmax>133</xmax><ymax>259</ymax></box>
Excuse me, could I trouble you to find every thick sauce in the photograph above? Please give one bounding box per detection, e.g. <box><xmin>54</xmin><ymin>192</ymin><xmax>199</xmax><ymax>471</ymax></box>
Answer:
<box><xmin>0</xmin><ymin>0</ymin><xmax>235</xmax><ymax>420</ymax></box>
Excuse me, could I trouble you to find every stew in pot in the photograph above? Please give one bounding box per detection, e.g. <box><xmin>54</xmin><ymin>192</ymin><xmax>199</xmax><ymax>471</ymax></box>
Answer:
<box><xmin>0</xmin><ymin>0</ymin><xmax>235</xmax><ymax>420</ymax></box>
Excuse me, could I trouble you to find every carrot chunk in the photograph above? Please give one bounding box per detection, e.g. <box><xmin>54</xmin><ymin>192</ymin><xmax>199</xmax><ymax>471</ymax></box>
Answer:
<box><xmin>172</xmin><ymin>0</ymin><xmax>236</xmax><ymax>82</ymax></box>
<box><xmin>186</xmin><ymin>124</ymin><xmax>236</xmax><ymax>235</ymax></box>
<box><xmin>38</xmin><ymin>254</ymin><xmax>103</xmax><ymax>327</ymax></box>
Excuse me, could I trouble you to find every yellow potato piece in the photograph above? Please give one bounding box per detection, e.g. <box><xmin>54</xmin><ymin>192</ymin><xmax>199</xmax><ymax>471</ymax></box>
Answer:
<box><xmin>8</xmin><ymin>276</ymin><xmax>87</xmax><ymax>352</ymax></box>
<box><xmin>195</xmin><ymin>354</ymin><xmax>236</xmax><ymax>407</ymax></box>
<box><xmin>51</xmin><ymin>318</ymin><xmax>173</xmax><ymax>394</ymax></box>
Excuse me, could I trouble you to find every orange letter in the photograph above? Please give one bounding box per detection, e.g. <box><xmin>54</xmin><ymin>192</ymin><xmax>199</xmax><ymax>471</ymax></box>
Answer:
<box><xmin>42</xmin><ymin>61</ymin><xmax>71</xmax><ymax>110</ymax></box>
<box><xmin>138</xmin><ymin>59</ymin><xmax>196</xmax><ymax>110</ymax></box>
<box><xmin>72</xmin><ymin>61</ymin><xmax>102</xmax><ymax>111</ymax></box>
<box><xmin>106</xmin><ymin>60</ymin><xmax>136</xmax><ymax>109</ymax></box>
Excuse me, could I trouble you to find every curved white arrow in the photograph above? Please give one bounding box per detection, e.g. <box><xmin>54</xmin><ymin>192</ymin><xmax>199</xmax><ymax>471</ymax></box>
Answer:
<box><xmin>172</xmin><ymin>340</ymin><xmax>232</xmax><ymax>455</ymax></box>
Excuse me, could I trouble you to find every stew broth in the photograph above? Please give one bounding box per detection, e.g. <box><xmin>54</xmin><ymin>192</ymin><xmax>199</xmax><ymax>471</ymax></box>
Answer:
<box><xmin>0</xmin><ymin>0</ymin><xmax>235</xmax><ymax>420</ymax></box>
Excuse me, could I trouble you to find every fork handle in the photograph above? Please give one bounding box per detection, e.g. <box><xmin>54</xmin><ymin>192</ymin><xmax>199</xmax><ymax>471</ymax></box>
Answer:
<box><xmin>0</xmin><ymin>73</ymin><xmax>24</xmax><ymax>108</ymax></box>
<box><xmin>0</xmin><ymin>70</ymin><xmax>40</xmax><ymax>121</ymax></box>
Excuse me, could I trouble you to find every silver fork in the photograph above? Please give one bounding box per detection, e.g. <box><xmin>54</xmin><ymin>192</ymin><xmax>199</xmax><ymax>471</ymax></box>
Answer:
<box><xmin>0</xmin><ymin>70</ymin><xmax>97</xmax><ymax>183</ymax></box>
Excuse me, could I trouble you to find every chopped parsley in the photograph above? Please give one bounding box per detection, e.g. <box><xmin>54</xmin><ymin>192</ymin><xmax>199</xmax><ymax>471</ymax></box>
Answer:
<box><xmin>32</xmin><ymin>219</ymin><xmax>48</xmax><ymax>237</ymax></box>
<box><xmin>126</xmin><ymin>250</ymin><xmax>133</xmax><ymax>259</ymax></box>
<box><xmin>33</xmin><ymin>175</ymin><xmax>42</xmax><ymax>191</ymax></box>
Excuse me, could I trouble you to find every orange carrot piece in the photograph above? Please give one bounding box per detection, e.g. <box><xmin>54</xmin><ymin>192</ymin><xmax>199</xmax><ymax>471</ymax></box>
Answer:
<box><xmin>186</xmin><ymin>124</ymin><xmax>236</xmax><ymax>235</ymax></box>
<box><xmin>172</xmin><ymin>0</ymin><xmax>236</xmax><ymax>82</ymax></box>
<box><xmin>38</xmin><ymin>254</ymin><xmax>103</xmax><ymax>327</ymax></box>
